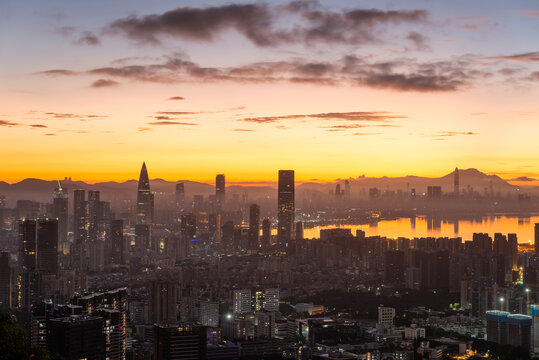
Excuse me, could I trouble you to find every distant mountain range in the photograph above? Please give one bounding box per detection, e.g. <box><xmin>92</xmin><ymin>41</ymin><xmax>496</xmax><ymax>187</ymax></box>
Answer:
<box><xmin>0</xmin><ymin>168</ymin><xmax>535</xmax><ymax>207</ymax></box>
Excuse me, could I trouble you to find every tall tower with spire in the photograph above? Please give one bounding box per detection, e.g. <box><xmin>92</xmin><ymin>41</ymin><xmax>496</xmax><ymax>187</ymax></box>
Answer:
<box><xmin>454</xmin><ymin>167</ymin><xmax>460</xmax><ymax>197</ymax></box>
<box><xmin>136</xmin><ymin>162</ymin><xmax>153</xmax><ymax>250</ymax></box>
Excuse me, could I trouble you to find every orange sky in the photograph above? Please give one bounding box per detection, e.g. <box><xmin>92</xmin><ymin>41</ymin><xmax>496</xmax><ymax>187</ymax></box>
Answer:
<box><xmin>1</xmin><ymin>1</ymin><xmax>538</xmax><ymax>184</ymax></box>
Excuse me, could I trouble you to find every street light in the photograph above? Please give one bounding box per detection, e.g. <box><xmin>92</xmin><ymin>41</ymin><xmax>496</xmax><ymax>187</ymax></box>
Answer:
<box><xmin>500</xmin><ymin>297</ymin><xmax>505</xmax><ymax>311</ymax></box>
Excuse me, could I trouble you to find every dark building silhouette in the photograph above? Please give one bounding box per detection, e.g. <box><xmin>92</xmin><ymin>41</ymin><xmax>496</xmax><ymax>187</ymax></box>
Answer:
<box><xmin>216</xmin><ymin>174</ymin><xmax>225</xmax><ymax>213</ymax></box>
<box><xmin>535</xmin><ymin>223</ymin><xmax>539</xmax><ymax>256</ymax></box>
<box><xmin>261</xmin><ymin>218</ymin><xmax>271</xmax><ymax>249</ymax></box>
<box><xmin>454</xmin><ymin>167</ymin><xmax>460</xmax><ymax>197</ymax></box>
<box><xmin>110</xmin><ymin>220</ymin><xmax>123</xmax><ymax>265</ymax></box>
<box><xmin>295</xmin><ymin>221</ymin><xmax>304</xmax><ymax>240</ymax></box>
<box><xmin>52</xmin><ymin>182</ymin><xmax>68</xmax><ymax>243</ymax></box>
<box><xmin>87</xmin><ymin>190</ymin><xmax>100</xmax><ymax>241</ymax></box>
<box><xmin>19</xmin><ymin>219</ymin><xmax>37</xmax><ymax>310</ymax></box>
<box><xmin>149</xmin><ymin>278</ymin><xmax>177</xmax><ymax>324</ymax></box>
<box><xmin>153</xmin><ymin>324</ymin><xmax>207</xmax><ymax>360</ymax></box>
<box><xmin>37</xmin><ymin>219</ymin><xmax>58</xmax><ymax>276</ymax></box>
<box><xmin>73</xmin><ymin>189</ymin><xmax>87</xmax><ymax>244</ymax></box>
<box><xmin>136</xmin><ymin>162</ymin><xmax>153</xmax><ymax>250</ymax></box>
<box><xmin>277</xmin><ymin>170</ymin><xmax>294</xmax><ymax>248</ymax></box>
<box><xmin>385</xmin><ymin>250</ymin><xmax>405</xmax><ymax>285</ymax></box>
<box><xmin>46</xmin><ymin>315</ymin><xmax>105</xmax><ymax>360</ymax></box>
<box><xmin>176</xmin><ymin>182</ymin><xmax>185</xmax><ymax>215</ymax></box>
<box><xmin>248</xmin><ymin>204</ymin><xmax>260</xmax><ymax>250</ymax></box>
<box><xmin>0</xmin><ymin>251</ymin><xmax>12</xmax><ymax>308</ymax></box>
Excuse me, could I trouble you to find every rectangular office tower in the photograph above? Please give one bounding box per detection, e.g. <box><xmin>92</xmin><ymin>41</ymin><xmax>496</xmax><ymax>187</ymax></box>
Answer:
<box><xmin>215</xmin><ymin>174</ymin><xmax>225</xmax><ymax>213</ymax></box>
<box><xmin>277</xmin><ymin>170</ymin><xmax>294</xmax><ymax>248</ymax></box>
<box><xmin>52</xmin><ymin>184</ymin><xmax>68</xmax><ymax>243</ymax></box>
<box><xmin>37</xmin><ymin>219</ymin><xmax>58</xmax><ymax>276</ymax></box>
<box><xmin>153</xmin><ymin>324</ymin><xmax>207</xmax><ymax>360</ymax></box>
<box><xmin>19</xmin><ymin>219</ymin><xmax>37</xmax><ymax>310</ymax></box>
<box><xmin>47</xmin><ymin>315</ymin><xmax>106</xmax><ymax>360</ymax></box>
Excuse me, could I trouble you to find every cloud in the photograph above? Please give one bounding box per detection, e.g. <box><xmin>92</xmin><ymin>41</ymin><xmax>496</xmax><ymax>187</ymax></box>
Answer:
<box><xmin>480</xmin><ymin>52</ymin><xmax>539</xmax><ymax>63</ymax></box>
<box><xmin>105</xmin><ymin>3</ymin><xmax>429</xmax><ymax>47</ymax></box>
<box><xmin>0</xmin><ymin>120</ymin><xmax>21</xmax><ymax>127</ymax></box>
<box><xmin>432</xmin><ymin>131</ymin><xmax>478</xmax><ymax>139</ymax></box>
<box><xmin>244</xmin><ymin>111</ymin><xmax>404</xmax><ymax>124</ymax></box>
<box><xmin>323</xmin><ymin>124</ymin><xmax>398</xmax><ymax>131</ymax></box>
<box><xmin>39</xmin><ymin>54</ymin><xmax>483</xmax><ymax>92</ymax></box>
<box><xmin>167</xmin><ymin>96</ymin><xmax>185</xmax><ymax>100</ymax></box>
<box><xmin>44</xmin><ymin>133</ymin><xmax>57</xmax><ymax>136</ymax></box>
<box><xmin>44</xmin><ymin>112</ymin><xmax>107</xmax><ymax>120</ymax></box>
<box><xmin>352</xmin><ymin>132</ymin><xmax>382</xmax><ymax>136</ymax></box>
<box><xmin>509</xmin><ymin>176</ymin><xmax>537</xmax><ymax>182</ymax></box>
<box><xmin>515</xmin><ymin>9</ymin><xmax>539</xmax><ymax>18</ymax></box>
<box><xmin>147</xmin><ymin>121</ymin><xmax>198</xmax><ymax>126</ymax></box>
<box><xmin>527</xmin><ymin>72</ymin><xmax>539</xmax><ymax>81</ymax></box>
<box><xmin>76</xmin><ymin>31</ymin><xmax>100</xmax><ymax>46</ymax></box>
<box><xmin>233</xmin><ymin>128</ymin><xmax>255</xmax><ymax>132</ymax></box>
<box><xmin>241</xmin><ymin>111</ymin><xmax>404</xmax><ymax>124</ymax></box>
<box><xmin>38</xmin><ymin>69</ymin><xmax>77</xmax><ymax>76</ymax></box>
<box><xmin>29</xmin><ymin>124</ymin><xmax>48</xmax><ymax>128</ymax></box>
<box><xmin>90</xmin><ymin>79</ymin><xmax>119</xmax><ymax>88</ymax></box>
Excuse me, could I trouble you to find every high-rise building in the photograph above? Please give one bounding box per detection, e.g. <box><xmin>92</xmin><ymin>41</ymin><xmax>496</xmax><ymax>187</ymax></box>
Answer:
<box><xmin>261</xmin><ymin>218</ymin><xmax>271</xmax><ymax>249</ymax></box>
<box><xmin>277</xmin><ymin>170</ymin><xmax>294</xmax><ymax>248</ymax></box>
<box><xmin>176</xmin><ymin>182</ymin><xmax>185</xmax><ymax>215</ymax></box>
<box><xmin>136</xmin><ymin>162</ymin><xmax>153</xmax><ymax>250</ymax></box>
<box><xmin>19</xmin><ymin>219</ymin><xmax>37</xmax><ymax>310</ymax></box>
<box><xmin>149</xmin><ymin>278</ymin><xmax>178</xmax><ymax>324</ymax></box>
<box><xmin>87</xmin><ymin>190</ymin><xmax>100</xmax><ymax>241</ymax></box>
<box><xmin>94</xmin><ymin>309</ymin><xmax>126</xmax><ymax>360</ymax></box>
<box><xmin>248</xmin><ymin>204</ymin><xmax>260</xmax><ymax>251</ymax></box>
<box><xmin>73</xmin><ymin>189</ymin><xmax>87</xmax><ymax>244</ymax></box>
<box><xmin>0</xmin><ymin>251</ymin><xmax>12</xmax><ymax>308</ymax></box>
<box><xmin>52</xmin><ymin>182</ymin><xmax>68</xmax><ymax>244</ymax></box>
<box><xmin>216</xmin><ymin>174</ymin><xmax>225</xmax><ymax>213</ymax></box>
<box><xmin>233</xmin><ymin>289</ymin><xmax>252</xmax><ymax>315</ymax></box>
<box><xmin>294</xmin><ymin>221</ymin><xmax>304</xmax><ymax>240</ymax></box>
<box><xmin>153</xmin><ymin>324</ymin><xmax>207</xmax><ymax>360</ymax></box>
<box><xmin>37</xmin><ymin>219</ymin><xmax>58</xmax><ymax>276</ymax></box>
<box><xmin>110</xmin><ymin>220</ymin><xmax>124</xmax><ymax>265</ymax></box>
<box><xmin>46</xmin><ymin>315</ymin><xmax>106</xmax><ymax>360</ymax></box>
<box><xmin>535</xmin><ymin>223</ymin><xmax>539</xmax><ymax>256</ymax></box>
<box><xmin>454</xmin><ymin>167</ymin><xmax>460</xmax><ymax>197</ymax></box>
<box><xmin>385</xmin><ymin>250</ymin><xmax>405</xmax><ymax>285</ymax></box>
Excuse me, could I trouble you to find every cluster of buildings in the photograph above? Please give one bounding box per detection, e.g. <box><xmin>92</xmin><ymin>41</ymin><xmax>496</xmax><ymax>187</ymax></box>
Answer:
<box><xmin>1</xmin><ymin>163</ymin><xmax>539</xmax><ymax>359</ymax></box>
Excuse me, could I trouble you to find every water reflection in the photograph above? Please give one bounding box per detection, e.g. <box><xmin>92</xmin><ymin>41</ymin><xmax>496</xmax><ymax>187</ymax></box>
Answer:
<box><xmin>302</xmin><ymin>215</ymin><xmax>539</xmax><ymax>243</ymax></box>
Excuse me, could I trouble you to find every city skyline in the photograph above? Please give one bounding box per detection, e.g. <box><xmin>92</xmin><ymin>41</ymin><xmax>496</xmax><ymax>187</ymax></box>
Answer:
<box><xmin>2</xmin><ymin>0</ymin><xmax>539</xmax><ymax>183</ymax></box>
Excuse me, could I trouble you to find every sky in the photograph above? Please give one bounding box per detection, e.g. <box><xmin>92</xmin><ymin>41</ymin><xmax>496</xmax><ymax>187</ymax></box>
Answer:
<box><xmin>1</xmin><ymin>0</ymin><xmax>539</xmax><ymax>184</ymax></box>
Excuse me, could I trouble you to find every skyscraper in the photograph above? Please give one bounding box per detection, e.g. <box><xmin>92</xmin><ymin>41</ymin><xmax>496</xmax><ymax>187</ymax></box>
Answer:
<box><xmin>110</xmin><ymin>220</ymin><xmax>123</xmax><ymax>265</ymax></box>
<box><xmin>87</xmin><ymin>190</ymin><xmax>100</xmax><ymax>241</ymax></box>
<box><xmin>47</xmin><ymin>315</ymin><xmax>106</xmax><ymax>360</ymax></box>
<box><xmin>216</xmin><ymin>174</ymin><xmax>225</xmax><ymax>213</ymax></box>
<box><xmin>0</xmin><ymin>251</ymin><xmax>12</xmax><ymax>308</ymax></box>
<box><xmin>215</xmin><ymin>174</ymin><xmax>225</xmax><ymax>212</ymax></box>
<box><xmin>52</xmin><ymin>182</ymin><xmax>68</xmax><ymax>244</ymax></box>
<box><xmin>454</xmin><ymin>167</ymin><xmax>460</xmax><ymax>197</ymax></box>
<box><xmin>19</xmin><ymin>219</ymin><xmax>37</xmax><ymax>310</ymax></box>
<box><xmin>261</xmin><ymin>218</ymin><xmax>271</xmax><ymax>249</ymax></box>
<box><xmin>136</xmin><ymin>162</ymin><xmax>153</xmax><ymax>250</ymax></box>
<box><xmin>248</xmin><ymin>204</ymin><xmax>260</xmax><ymax>250</ymax></box>
<box><xmin>73</xmin><ymin>189</ymin><xmax>87</xmax><ymax>244</ymax></box>
<box><xmin>149</xmin><ymin>277</ymin><xmax>177</xmax><ymax>323</ymax></box>
<box><xmin>37</xmin><ymin>219</ymin><xmax>58</xmax><ymax>276</ymax></box>
<box><xmin>535</xmin><ymin>223</ymin><xmax>539</xmax><ymax>256</ymax></box>
<box><xmin>175</xmin><ymin>182</ymin><xmax>185</xmax><ymax>212</ymax></box>
<box><xmin>277</xmin><ymin>170</ymin><xmax>294</xmax><ymax>248</ymax></box>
